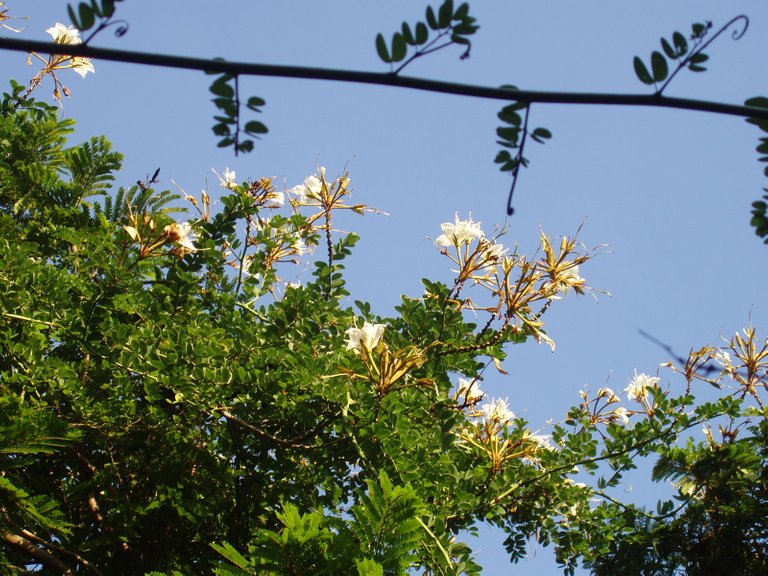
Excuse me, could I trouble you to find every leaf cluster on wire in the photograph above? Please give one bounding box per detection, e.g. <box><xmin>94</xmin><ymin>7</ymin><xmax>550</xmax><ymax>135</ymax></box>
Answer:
<box><xmin>206</xmin><ymin>67</ymin><xmax>268</xmax><ymax>156</ymax></box>
<box><xmin>493</xmin><ymin>88</ymin><xmax>553</xmax><ymax>215</ymax></box>
<box><xmin>66</xmin><ymin>0</ymin><xmax>128</xmax><ymax>42</ymax></box>
<box><xmin>375</xmin><ymin>0</ymin><xmax>478</xmax><ymax>74</ymax></box>
<box><xmin>54</xmin><ymin>2</ymin><xmax>768</xmax><ymax>242</ymax></box>
<box><xmin>632</xmin><ymin>16</ymin><xmax>749</xmax><ymax>95</ymax></box>
<box><xmin>745</xmin><ymin>96</ymin><xmax>768</xmax><ymax>243</ymax></box>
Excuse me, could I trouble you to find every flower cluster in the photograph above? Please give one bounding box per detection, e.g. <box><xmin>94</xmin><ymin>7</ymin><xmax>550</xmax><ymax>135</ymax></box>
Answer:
<box><xmin>123</xmin><ymin>214</ymin><xmax>199</xmax><ymax>260</ymax></box>
<box><xmin>26</xmin><ymin>23</ymin><xmax>95</xmax><ymax>103</ymax></box>
<box><xmin>345</xmin><ymin>322</ymin><xmax>386</xmax><ymax>354</ymax></box>
<box><xmin>435</xmin><ymin>213</ymin><xmax>485</xmax><ymax>247</ymax></box>
<box><xmin>433</xmin><ymin>215</ymin><xmax>601</xmax><ymax>351</ymax></box>
<box><xmin>625</xmin><ymin>372</ymin><xmax>659</xmax><ymax>402</ymax></box>
<box><xmin>455</xmin><ymin>377</ymin><xmax>484</xmax><ymax>404</ymax></box>
<box><xmin>163</xmin><ymin>221</ymin><xmax>198</xmax><ymax>257</ymax></box>
<box><xmin>288</xmin><ymin>167</ymin><xmax>380</xmax><ymax>225</ymax></box>
<box><xmin>576</xmin><ymin>386</ymin><xmax>632</xmax><ymax>426</ymax></box>
<box><xmin>0</xmin><ymin>2</ymin><xmax>26</xmax><ymax>33</ymax></box>
<box><xmin>480</xmin><ymin>397</ymin><xmax>515</xmax><ymax>426</ymax></box>
<box><xmin>289</xmin><ymin>171</ymin><xmax>324</xmax><ymax>206</ymax></box>
<box><xmin>434</xmin><ymin>213</ymin><xmax>508</xmax><ymax>288</ymax></box>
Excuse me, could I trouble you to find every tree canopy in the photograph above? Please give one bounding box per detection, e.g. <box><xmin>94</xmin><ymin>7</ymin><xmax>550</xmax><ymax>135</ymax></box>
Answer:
<box><xmin>0</xmin><ymin>2</ymin><xmax>767</xmax><ymax>575</ymax></box>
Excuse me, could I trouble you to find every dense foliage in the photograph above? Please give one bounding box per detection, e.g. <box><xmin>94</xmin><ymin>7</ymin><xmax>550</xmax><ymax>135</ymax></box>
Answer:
<box><xmin>0</xmin><ymin>2</ymin><xmax>767</xmax><ymax>575</ymax></box>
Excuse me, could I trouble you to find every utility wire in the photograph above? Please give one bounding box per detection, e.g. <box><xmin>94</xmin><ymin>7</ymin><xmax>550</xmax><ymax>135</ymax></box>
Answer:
<box><xmin>1</xmin><ymin>36</ymin><xmax>768</xmax><ymax>120</ymax></box>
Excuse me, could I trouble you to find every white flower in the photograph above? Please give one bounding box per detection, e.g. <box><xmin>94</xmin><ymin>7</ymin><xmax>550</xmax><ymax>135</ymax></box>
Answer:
<box><xmin>44</xmin><ymin>23</ymin><xmax>95</xmax><ymax>78</ymax></box>
<box><xmin>241</xmin><ymin>254</ymin><xmax>254</xmax><ymax>274</ymax></box>
<box><xmin>456</xmin><ymin>378</ymin><xmax>484</xmax><ymax>403</ymax></box>
<box><xmin>435</xmin><ymin>213</ymin><xmax>485</xmax><ymax>247</ymax></box>
<box><xmin>482</xmin><ymin>241</ymin><xmax>507</xmax><ymax>260</ymax></box>
<box><xmin>289</xmin><ymin>172</ymin><xmax>324</xmax><ymax>204</ymax></box>
<box><xmin>597</xmin><ymin>387</ymin><xmax>620</xmax><ymax>404</ymax></box>
<box><xmin>345</xmin><ymin>322</ymin><xmax>386</xmax><ymax>353</ymax></box>
<box><xmin>713</xmin><ymin>350</ymin><xmax>731</xmax><ymax>367</ymax></box>
<box><xmin>46</xmin><ymin>23</ymin><xmax>82</xmax><ymax>45</ymax></box>
<box><xmin>625</xmin><ymin>371</ymin><xmax>659</xmax><ymax>402</ymax></box>
<box><xmin>216</xmin><ymin>168</ymin><xmax>237</xmax><ymax>190</ymax></box>
<box><xmin>477</xmin><ymin>240</ymin><xmax>508</xmax><ymax>271</ymax></box>
<box><xmin>612</xmin><ymin>406</ymin><xmax>629</xmax><ymax>425</ymax></box>
<box><xmin>1</xmin><ymin>2</ymin><xmax>25</xmax><ymax>33</ymax></box>
<box><xmin>164</xmin><ymin>221</ymin><xmax>197</xmax><ymax>252</ymax></box>
<box><xmin>553</xmin><ymin>263</ymin><xmax>585</xmax><ymax>295</ymax></box>
<box><xmin>269</xmin><ymin>191</ymin><xmax>285</xmax><ymax>207</ymax></box>
<box><xmin>527</xmin><ymin>432</ymin><xmax>553</xmax><ymax>450</ymax></box>
<box><xmin>481</xmin><ymin>397</ymin><xmax>515</xmax><ymax>425</ymax></box>
<box><xmin>70</xmin><ymin>57</ymin><xmax>94</xmax><ymax>78</ymax></box>
<box><xmin>292</xmin><ymin>238</ymin><xmax>307</xmax><ymax>256</ymax></box>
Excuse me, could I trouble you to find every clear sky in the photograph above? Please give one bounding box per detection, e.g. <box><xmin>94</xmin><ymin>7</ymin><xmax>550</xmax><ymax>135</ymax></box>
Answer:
<box><xmin>3</xmin><ymin>1</ymin><xmax>768</xmax><ymax>573</ymax></box>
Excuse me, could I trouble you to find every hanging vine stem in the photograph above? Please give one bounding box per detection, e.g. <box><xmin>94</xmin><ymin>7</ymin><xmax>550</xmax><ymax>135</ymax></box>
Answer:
<box><xmin>506</xmin><ymin>104</ymin><xmax>531</xmax><ymax>216</ymax></box>
<box><xmin>657</xmin><ymin>15</ymin><xmax>749</xmax><ymax>95</ymax></box>
<box><xmin>82</xmin><ymin>18</ymin><xmax>129</xmax><ymax>45</ymax></box>
<box><xmin>233</xmin><ymin>74</ymin><xmax>243</xmax><ymax>155</ymax></box>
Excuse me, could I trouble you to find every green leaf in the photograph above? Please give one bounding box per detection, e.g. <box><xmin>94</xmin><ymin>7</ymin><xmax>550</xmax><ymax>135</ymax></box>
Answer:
<box><xmin>89</xmin><ymin>0</ymin><xmax>101</xmax><ymax>18</ymax></box>
<box><xmin>455</xmin><ymin>2</ymin><xmax>470</xmax><ymax>20</ymax></box>
<box><xmin>356</xmin><ymin>558</ymin><xmax>384</xmax><ymax>576</ymax></box>
<box><xmin>633</xmin><ymin>56</ymin><xmax>654</xmax><ymax>85</ymax></box>
<box><xmin>661</xmin><ymin>38</ymin><xmax>676</xmax><ymax>59</ymax></box>
<box><xmin>531</xmin><ymin>127</ymin><xmax>552</xmax><ymax>141</ymax></box>
<box><xmin>425</xmin><ymin>6</ymin><xmax>439</xmax><ymax>30</ymax></box>
<box><xmin>452</xmin><ymin>24</ymin><xmax>477</xmax><ymax>36</ymax></box>
<box><xmin>244</xmin><ymin>121</ymin><xmax>268</xmax><ymax>135</ymax></box>
<box><xmin>438</xmin><ymin>0</ymin><xmax>453</xmax><ymax>28</ymax></box>
<box><xmin>401</xmin><ymin>22</ymin><xmax>415</xmax><ymax>45</ymax></box>
<box><xmin>414</xmin><ymin>22</ymin><xmax>428</xmax><ymax>44</ymax></box>
<box><xmin>100</xmin><ymin>0</ymin><xmax>116</xmax><ymax>18</ymax></box>
<box><xmin>672</xmin><ymin>31</ymin><xmax>688</xmax><ymax>55</ymax></box>
<box><xmin>67</xmin><ymin>5</ymin><xmax>81</xmax><ymax>29</ymax></box>
<box><xmin>391</xmin><ymin>33</ymin><xmax>407</xmax><ymax>62</ymax></box>
<box><xmin>375</xmin><ymin>33</ymin><xmax>391</xmax><ymax>63</ymax></box>
<box><xmin>246</xmin><ymin>96</ymin><xmax>266</xmax><ymax>109</ymax></box>
<box><xmin>497</xmin><ymin>108</ymin><xmax>522</xmax><ymax>125</ymax></box>
<box><xmin>496</xmin><ymin>127</ymin><xmax>520</xmax><ymax>143</ymax></box>
<box><xmin>745</xmin><ymin>97</ymin><xmax>768</xmax><ymax>110</ymax></box>
<box><xmin>689</xmin><ymin>52</ymin><xmax>709</xmax><ymax>65</ymax></box>
<box><xmin>650</xmin><ymin>51</ymin><xmax>668</xmax><ymax>82</ymax></box>
<box><xmin>691</xmin><ymin>22</ymin><xmax>707</xmax><ymax>38</ymax></box>
<box><xmin>77</xmin><ymin>2</ymin><xmax>96</xmax><ymax>31</ymax></box>
<box><xmin>211</xmin><ymin>542</ymin><xmax>253</xmax><ymax>571</ymax></box>
<box><xmin>237</xmin><ymin>140</ymin><xmax>254</xmax><ymax>153</ymax></box>
<box><xmin>209</xmin><ymin>79</ymin><xmax>234</xmax><ymax>98</ymax></box>
<box><xmin>212</xmin><ymin>123</ymin><xmax>231</xmax><ymax>137</ymax></box>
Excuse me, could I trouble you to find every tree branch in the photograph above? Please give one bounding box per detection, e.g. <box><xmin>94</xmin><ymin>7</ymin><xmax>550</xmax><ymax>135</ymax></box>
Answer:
<box><xmin>20</xmin><ymin>530</ymin><xmax>104</xmax><ymax>576</ymax></box>
<box><xmin>1</xmin><ymin>37</ymin><xmax>767</xmax><ymax>120</ymax></box>
<box><xmin>1</xmin><ymin>531</ymin><xmax>73</xmax><ymax>574</ymax></box>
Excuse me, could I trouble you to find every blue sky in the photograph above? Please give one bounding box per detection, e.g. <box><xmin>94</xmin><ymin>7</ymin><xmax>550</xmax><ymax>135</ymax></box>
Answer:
<box><xmin>3</xmin><ymin>1</ymin><xmax>768</xmax><ymax>573</ymax></box>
